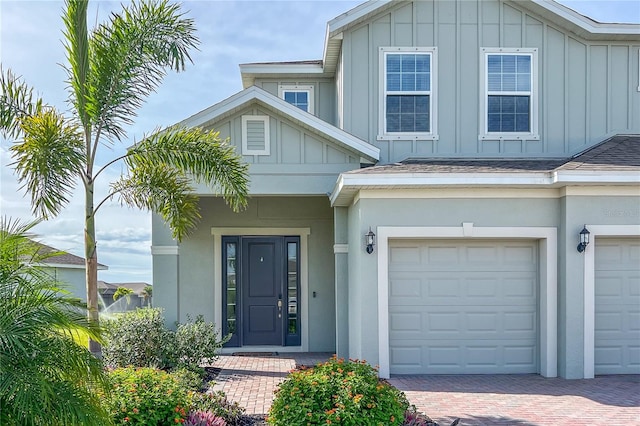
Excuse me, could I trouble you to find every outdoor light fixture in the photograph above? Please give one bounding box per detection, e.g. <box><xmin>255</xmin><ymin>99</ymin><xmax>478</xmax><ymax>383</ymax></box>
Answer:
<box><xmin>365</xmin><ymin>227</ymin><xmax>376</xmax><ymax>254</ymax></box>
<box><xmin>577</xmin><ymin>225</ymin><xmax>590</xmax><ymax>253</ymax></box>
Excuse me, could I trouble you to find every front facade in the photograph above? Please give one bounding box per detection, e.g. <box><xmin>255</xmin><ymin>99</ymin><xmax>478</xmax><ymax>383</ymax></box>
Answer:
<box><xmin>153</xmin><ymin>0</ymin><xmax>640</xmax><ymax>379</ymax></box>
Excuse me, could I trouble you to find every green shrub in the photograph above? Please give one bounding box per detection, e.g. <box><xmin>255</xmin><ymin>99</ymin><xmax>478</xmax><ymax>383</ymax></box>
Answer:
<box><xmin>267</xmin><ymin>356</ymin><xmax>408</xmax><ymax>426</ymax></box>
<box><xmin>189</xmin><ymin>391</ymin><xmax>245</xmax><ymax>425</ymax></box>
<box><xmin>173</xmin><ymin>315</ymin><xmax>228</xmax><ymax>372</ymax></box>
<box><xmin>172</xmin><ymin>367</ymin><xmax>205</xmax><ymax>391</ymax></box>
<box><xmin>105</xmin><ymin>367</ymin><xmax>189</xmax><ymax>425</ymax></box>
<box><xmin>103</xmin><ymin>308</ymin><xmax>171</xmax><ymax>369</ymax></box>
<box><xmin>103</xmin><ymin>309</ymin><xmax>227</xmax><ymax>373</ymax></box>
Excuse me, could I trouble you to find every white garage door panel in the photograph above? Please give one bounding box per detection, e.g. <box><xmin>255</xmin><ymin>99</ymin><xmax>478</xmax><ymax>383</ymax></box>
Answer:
<box><xmin>389</xmin><ymin>240</ymin><xmax>538</xmax><ymax>375</ymax></box>
<box><xmin>595</xmin><ymin>238</ymin><xmax>640</xmax><ymax>375</ymax></box>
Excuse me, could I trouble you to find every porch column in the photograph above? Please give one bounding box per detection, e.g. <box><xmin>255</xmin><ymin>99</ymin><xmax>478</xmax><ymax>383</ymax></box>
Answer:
<box><xmin>334</xmin><ymin>207</ymin><xmax>349</xmax><ymax>358</ymax></box>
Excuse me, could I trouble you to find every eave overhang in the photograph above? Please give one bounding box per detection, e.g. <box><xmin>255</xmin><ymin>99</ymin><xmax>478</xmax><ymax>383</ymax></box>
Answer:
<box><xmin>330</xmin><ymin>170</ymin><xmax>640</xmax><ymax>206</ymax></box>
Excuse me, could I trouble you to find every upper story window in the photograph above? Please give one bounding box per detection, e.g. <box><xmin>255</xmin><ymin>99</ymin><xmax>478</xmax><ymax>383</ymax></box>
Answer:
<box><xmin>480</xmin><ymin>48</ymin><xmax>539</xmax><ymax>140</ymax></box>
<box><xmin>379</xmin><ymin>47</ymin><xmax>438</xmax><ymax>140</ymax></box>
<box><xmin>278</xmin><ymin>84</ymin><xmax>314</xmax><ymax>114</ymax></box>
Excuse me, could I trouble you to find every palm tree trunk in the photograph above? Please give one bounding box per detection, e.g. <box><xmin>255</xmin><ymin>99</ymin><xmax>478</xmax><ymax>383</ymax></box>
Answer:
<box><xmin>85</xmin><ymin>181</ymin><xmax>100</xmax><ymax>355</ymax></box>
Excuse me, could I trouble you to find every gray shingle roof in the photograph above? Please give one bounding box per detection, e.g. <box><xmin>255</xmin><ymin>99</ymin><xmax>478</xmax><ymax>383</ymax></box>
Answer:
<box><xmin>348</xmin><ymin>135</ymin><xmax>640</xmax><ymax>175</ymax></box>
<box><xmin>34</xmin><ymin>241</ymin><xmax>107</xmax><ymax>269</ymax></box>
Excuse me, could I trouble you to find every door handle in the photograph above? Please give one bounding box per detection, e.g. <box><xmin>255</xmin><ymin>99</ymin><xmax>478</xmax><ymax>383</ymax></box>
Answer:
<box><xmin>277</xmin><ymin>299</ymin><xmax>282</xmax><ymax>318</ymax></box>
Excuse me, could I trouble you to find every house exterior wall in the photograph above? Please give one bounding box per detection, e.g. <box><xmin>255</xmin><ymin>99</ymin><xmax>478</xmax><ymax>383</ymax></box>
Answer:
<box><xmin>343</xmin><ymin>188</ymin><xmax>639</xmax><ymax>378</ymax></box>
<box><xmin>346</xmin><ymin>193</ymin><xmax>559</xmax><ymax>367</ymax></box>
<box><xmin>338</xmin><ymin>0</ymin><xmax>640</xmax><ymax>163</ymax></box>
<box><xmin>153</xmin><ymin>196</ymin><xmax>337</xmax><ymax>352</ymax></box>
<box><xmin>43</xmin><ymin>267</ymin><xmax>86</xmax><ymax>301</ymax></box>
<box><xmin>254</xmin><ymin>79</ymin><xmax>337</xmax><ymax>125</ymax></box>
<box><xmin>194</xmin><ymin>104</ymin><xmax>360</xmax><ymax>196</ymax></box>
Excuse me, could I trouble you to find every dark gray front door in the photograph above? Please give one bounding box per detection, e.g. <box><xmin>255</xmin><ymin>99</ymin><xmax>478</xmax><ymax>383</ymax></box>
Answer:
<box><xmin>241</xmin><ymin>237</ymin><xmax>283</xmax><ymax>345</ymax></box>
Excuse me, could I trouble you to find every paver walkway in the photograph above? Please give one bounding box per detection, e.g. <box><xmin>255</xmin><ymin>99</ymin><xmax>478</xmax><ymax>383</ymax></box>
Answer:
<box><xmin>210</xmin><ymin>353</ymin><xmax>640</xmax><ymax>425</ymax></box>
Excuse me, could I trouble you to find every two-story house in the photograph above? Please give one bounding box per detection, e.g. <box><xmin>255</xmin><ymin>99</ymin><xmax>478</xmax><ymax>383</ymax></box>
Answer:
<box><xmin>152</xmin><ymin>0</ymin><xmax>640</xmax><ymax>379</ymax></box>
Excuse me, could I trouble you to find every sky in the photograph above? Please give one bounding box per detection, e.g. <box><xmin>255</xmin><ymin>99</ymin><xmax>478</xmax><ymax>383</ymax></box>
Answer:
<box><xmin>1</xmin><ymin>0</ymin><xmax>639</xmax><ymax>285</ymax></box>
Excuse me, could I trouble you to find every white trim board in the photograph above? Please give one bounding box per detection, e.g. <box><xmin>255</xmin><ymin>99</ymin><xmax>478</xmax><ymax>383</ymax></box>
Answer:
<box><xmin>582</xmin><ymin>225</ymin><xmax>640</xmax><ymax>379</ymax></box>
<box><xmin>211</xmin><ymin>227</ymin><xmax>311</xmax><ymax>352</ymax></box>
<box><xmin>376</xmin><ymin>224</ymin><xmax>557</xmax><ymax>379</ymax></box>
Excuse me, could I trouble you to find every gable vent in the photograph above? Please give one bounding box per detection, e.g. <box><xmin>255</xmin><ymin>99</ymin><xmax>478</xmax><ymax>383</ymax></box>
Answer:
<box><xmin>242</xmin><ymin>115</ymin><xmax>270</xmax><ymax>155</ymax></box>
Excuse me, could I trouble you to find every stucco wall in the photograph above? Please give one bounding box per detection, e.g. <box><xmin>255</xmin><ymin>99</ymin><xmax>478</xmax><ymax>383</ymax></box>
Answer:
<box><xmin>154</xmin><ymin>196</ymin><xmax>336</xmax><ymax>352</ymax></box>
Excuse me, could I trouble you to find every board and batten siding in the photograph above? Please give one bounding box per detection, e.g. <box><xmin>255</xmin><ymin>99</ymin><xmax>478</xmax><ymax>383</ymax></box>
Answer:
<box><xmin>255</xmin><ymin>79</ymin><xmax>337</xmax><ymax>126</ymax></box>
<box><xmin>339</xmin><ymin>0</ymin><xmax>640</xmax><ymax>163</ymax></box>
<box><xmin>204</xmin><ymin>106</ymin><xmax>358</xmax><ymax>166</ymax></box>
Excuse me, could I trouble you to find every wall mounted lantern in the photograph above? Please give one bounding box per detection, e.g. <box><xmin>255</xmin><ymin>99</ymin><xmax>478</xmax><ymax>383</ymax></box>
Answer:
<box><xmin>577</xmin><ymin>225</ymin><xmax>590</xmax><ymax>253</ymax></box>
<box><xmin>365</xmin><ymin>227</ymin><xmax>376</xmax><ymax>254</ymax></box>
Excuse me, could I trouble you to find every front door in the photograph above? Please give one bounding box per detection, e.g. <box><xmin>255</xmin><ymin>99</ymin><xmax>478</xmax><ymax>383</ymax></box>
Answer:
<box><xmin>241</xmin><ymin>237</ymin><xmax>283</xmax><ymax>345</ymax></box>
<box><xmin>222</xmin><ymin>236</ymin><xmax>301</xmax><ymax>347</ymax></box>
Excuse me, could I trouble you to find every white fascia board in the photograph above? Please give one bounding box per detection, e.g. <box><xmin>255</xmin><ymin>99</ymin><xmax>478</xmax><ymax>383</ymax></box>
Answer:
<box><xmin>326</xmin><ymin>0</ymin><xmax>393</xmax><ymax>37</ymax></box>
<box><xmin>239</xmin><ymin>63</ymin><xmax>325</xmax><ymax>76</ymax></box>
<box><xmin>528</xmin><ymin>0</ymin><xmax>640</xmax><ymax>35</ymax></box>
<box><xmin>554</xmin><ymin>171</ymin><xmax>640</xmax><ymax>184</ymax></box>
<box><xmin>341</xmin><ymin>172</ymin><xmax>553</xmax><ymax>187</ymax></box>
<box><xmin>38</xmin><ymin>263</ymin><xmax>108</xmax><ymax>271</ymax></box>
<box><xmin>179</xmin><ymin>86</ymin><xmax>379</xmax><ymax>162</ymax></box>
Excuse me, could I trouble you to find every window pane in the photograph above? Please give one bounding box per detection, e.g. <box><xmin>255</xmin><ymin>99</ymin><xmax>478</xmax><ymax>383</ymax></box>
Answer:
<box><xmin>287</xmin><ymin>242</ymin><xmax>298</xmax><ymax>335</ymax></box>
<box><xmin>415</xmin><ymin>54</ymin><xmax>430</xmax><ymax>73</ymax></box>
<box><xmin>502</xmin><ymin>55</ymin><xmax>516</xmax><ymax>72</ymax></box>
<box><xmin>387</xmin><ymin>95</ymin><xmax>400</xmax><ymax>113</ymax></box>
<box><xmin>401</xmin><ymin>54</ymin><xmax>416</xmax><ymax>72</ymax></box>
<box><xmin>385</xmin><ymin>52</ymin><xmax>432</xmax><ymax>134</ymax></box>
<box><xmin>387</xmin><ymin>73</ymin><xmax>401</xmax><ymax>91</ymax></box>
<box><xmin>387</xmin><ymin>54</ymin><xmax>401</xmax><ymax>72</ymax></box>
<box><xmin>296</xmin><ymin>92</ymin><xmax>308</xmax><ymax>103</ymax></box>
<box><xmin>284</xmin><ymin>92</ymin><xmax>295</xmax><ymax>103</ymax></box>
<box><xmin>386</xmin><ymin>113</ymin><xmax>400</xmax><ymax>132</ymax></box>
<box><xmin>487</xmin><ymin>95</ymin><xmax>530</xmax><ymax>133</ymax></box>
<box><xmin>225</xmin><ymin>242</ymin><xmax>237</xmax><ymax>335</ymax></box>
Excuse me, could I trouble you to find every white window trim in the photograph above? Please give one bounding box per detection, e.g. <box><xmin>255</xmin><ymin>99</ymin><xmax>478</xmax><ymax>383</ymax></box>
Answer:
<box><xmin>582</xmin><ymin>225</ymin><xmax>640</xmax><ymax>378</ymax></box>
<box><xmin>479</xmin><ymin>47</ymin><xmax>539</xmax><ymax>141</ymax></box>
<box><xmin>378</xmin><ymin>46</ymin><xmax>438</xmax><ymax>141</ymax></box>
<box><xmin>278</xmin><ymin>84</ymin><xmax>315</xmax><ymax>114</ymax></box>
<box><xmin>241</xmin><ymin>115</ymin><xmax>270</xmax><ymax>156</ymax></box>
<box><xmin>376</xmin><ymin>224</ymin><xmax>557</xmax><ymax>379</ymax></box>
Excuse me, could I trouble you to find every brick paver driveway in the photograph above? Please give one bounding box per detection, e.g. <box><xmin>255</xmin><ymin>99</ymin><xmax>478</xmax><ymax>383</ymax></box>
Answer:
<box><xmin>211</xmin><ymin>353</ymin><xmax>640</xmax><ymax>425</ymax></box>
<box><xmin>389</xmin><ymin>374</ymin><xmax>640</xmax><ymax>425</ymax></box>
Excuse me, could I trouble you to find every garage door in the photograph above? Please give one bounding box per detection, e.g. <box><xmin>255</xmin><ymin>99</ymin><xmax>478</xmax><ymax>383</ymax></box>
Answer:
<box><xmin>595</xmin><ymin>237</ymin><xmax>640</xmax><ymax>375</ymax></box>
<box><xmin>389</xmin><ymin>239</ymin><xmax>538</xmax><ymax>374</ymax></box>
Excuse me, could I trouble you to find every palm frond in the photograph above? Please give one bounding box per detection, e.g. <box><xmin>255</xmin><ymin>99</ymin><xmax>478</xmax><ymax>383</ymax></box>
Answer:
<box><xmin>0</xmin><ymin>67</ymin><xmax>44</xmax><ymax>139</ymax></box>
<box><xmin>0</xmin><ymin>217</ymin><xmax>111</xmax><ymax>425</ymax></box>
<box><xmin>62</xmin><ymin>0</ymin><xmax>91</xmax><ymax>138</ymax></box>
<box><xmin>110</xmin><ymin>162</ymin><xmax>201</xmax><ymax>241</ymax></box>
<box><xmin>84</xmin><ymin>0</ymin><xmax>198</xmax><ymax>141</ymax></box>
<box><xmin>129</xmin><ymin>126</ymin><xmax>250</xmax><ymax>212</ymax></box>
<box><xmin>9</xmin><ymin>109</ymin><xmax>85</xmax><ymax>219</ymax></box>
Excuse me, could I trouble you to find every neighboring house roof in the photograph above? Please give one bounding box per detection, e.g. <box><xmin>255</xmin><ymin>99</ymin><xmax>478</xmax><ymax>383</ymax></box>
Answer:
<box><xmin>240</xmin><ymin>0</ymin><xmax>640</xmax><ymax>86</ymax></box>
<box><xmin>177</xmin><ymin>85</ymin><xmax>379</xmax><ymax>162</ymax></box>
<box><xmin>330</xmin><ymin>135</ymin><xmax>640</xmax><ymax>205</ymax></box>
<box><xmin>34</xmin><ymin>241</ymin><xmax>108</xmax><ymax>270</ymax></box>
<box><xmin>98</xmin><ymin>281</ymin><xmax>150</xmax><ymax>296</ymax></box>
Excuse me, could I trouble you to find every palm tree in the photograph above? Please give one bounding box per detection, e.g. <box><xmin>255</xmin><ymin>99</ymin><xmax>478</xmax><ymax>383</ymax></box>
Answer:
<box><xmin>112</xmin><ymin>286</ymin><xmax>134</xmax><ymax>304</ymax></box>
<box><xmin>0</xmin><ymin>217</ymin><xmax>111</xmax><ymax>425</ymax></box>
<box><xmin>141</xmin><ymin>285</ymin><xmax>153</xmax><ymax>307</ymax></box>
<box><xmin>0</xmin><ymin>0</ymin><xmax>249</xmax><ymax>354</ymax></box>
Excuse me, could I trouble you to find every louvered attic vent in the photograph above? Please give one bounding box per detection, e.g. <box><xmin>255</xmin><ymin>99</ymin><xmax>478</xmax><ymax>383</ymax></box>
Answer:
<box><xmin>242</xmin><ymin>115</ymin><xmax>270</xmax><ymax>155</ymax></box>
